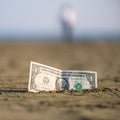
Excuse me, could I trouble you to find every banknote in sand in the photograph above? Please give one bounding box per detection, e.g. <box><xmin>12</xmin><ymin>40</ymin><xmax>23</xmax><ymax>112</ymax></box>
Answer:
<box><xmin>28</xmin><ymin>61</ymin><xmax>97</xmax><ymax>92</ymax></box>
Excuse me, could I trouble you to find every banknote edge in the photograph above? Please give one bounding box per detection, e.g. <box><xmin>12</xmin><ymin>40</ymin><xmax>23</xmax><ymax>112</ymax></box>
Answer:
<box><xmin>28</xmin><ymin>61</ymin><xmax>40</xmax><ymax>92</ymax></box>
<box><xmin>62</xmin><ymin>70</ymin><xmax>97</xmax><ymax>73</ymax></box>
<box><xmin>95</xmin><ymin>72</ymin><xmax>97</xmax><ymax>88</ymax></box>
<box><xmin>31</xmin><ymin>61</ymin><xmax>62</xmax><ymax>72</ymax></box>
<box><xmin>28</xmin><ymin>61</ymin><xmax>33</xmax><ymax>92</ymax></box>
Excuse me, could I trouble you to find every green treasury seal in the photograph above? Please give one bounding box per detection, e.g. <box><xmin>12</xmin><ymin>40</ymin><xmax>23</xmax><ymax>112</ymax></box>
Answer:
<box><xmin>74</xmin><ymin>83</ymin><xmax>82</xmax><ymax>90</ymax></box>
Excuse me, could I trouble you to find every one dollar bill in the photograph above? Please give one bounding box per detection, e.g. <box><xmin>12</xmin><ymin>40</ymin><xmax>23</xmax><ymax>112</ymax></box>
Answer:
<box><xmin>28</xmin><ymin>61</ymin><xmax>97</xmax><ymax>92</ymax></box>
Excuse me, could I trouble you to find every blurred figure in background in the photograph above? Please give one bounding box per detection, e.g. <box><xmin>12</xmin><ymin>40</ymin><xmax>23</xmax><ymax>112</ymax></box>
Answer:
<box><xmin>59</xmin><ymin>4</ymin><xmax>77</xmax><ymax>42</ymax></box>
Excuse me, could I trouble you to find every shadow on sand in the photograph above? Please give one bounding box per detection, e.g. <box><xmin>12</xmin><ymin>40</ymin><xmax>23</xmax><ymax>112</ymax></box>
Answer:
<box><xmin>0</xmin><ymin>89</ymin><xmax>28</xmax><ymax>93</ymax></box>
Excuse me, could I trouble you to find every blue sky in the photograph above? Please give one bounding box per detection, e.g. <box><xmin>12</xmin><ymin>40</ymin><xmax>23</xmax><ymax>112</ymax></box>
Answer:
<box><xmin>0</xmin><ymin>0</ymin><xmax>120</xmax><ymax>38</ymax></box>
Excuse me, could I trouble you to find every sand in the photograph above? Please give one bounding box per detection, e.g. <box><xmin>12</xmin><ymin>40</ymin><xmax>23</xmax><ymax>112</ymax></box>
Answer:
<box><xmin>0</xmin><ymin>41</ymin><xmax>120</xmax><ymax>120</ymax></box>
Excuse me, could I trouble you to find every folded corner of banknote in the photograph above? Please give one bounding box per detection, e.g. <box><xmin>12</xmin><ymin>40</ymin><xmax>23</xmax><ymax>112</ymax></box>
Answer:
<box><xmin>28</xmin><ymin>61</ymin><xmax>97</xmax><ymax>92</ymax></box>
